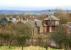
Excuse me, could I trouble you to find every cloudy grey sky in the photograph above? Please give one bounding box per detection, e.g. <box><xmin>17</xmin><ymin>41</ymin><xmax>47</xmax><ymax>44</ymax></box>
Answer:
<box><xmin>0</xmin><ymin>0</ymin><xmax>71</xmax><ymax>10</ymax></box>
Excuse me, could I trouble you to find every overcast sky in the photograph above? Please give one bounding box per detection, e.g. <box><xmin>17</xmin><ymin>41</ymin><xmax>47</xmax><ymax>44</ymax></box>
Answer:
<box><xmin>0</xmin><ymin>0</ymin><xmax>71</xmax><ymax>10</ymax></box>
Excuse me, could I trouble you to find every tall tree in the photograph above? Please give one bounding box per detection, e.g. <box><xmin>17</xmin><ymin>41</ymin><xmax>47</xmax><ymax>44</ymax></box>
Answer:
<box><xmin>54</xmin><ymin>9</ymin><xmax>70</xmax><ymax>24</ymax></box>
<box><xmin>15</xmin><ymin>23</ymin><xmax>32</xmax><ymax>50</ymax></box>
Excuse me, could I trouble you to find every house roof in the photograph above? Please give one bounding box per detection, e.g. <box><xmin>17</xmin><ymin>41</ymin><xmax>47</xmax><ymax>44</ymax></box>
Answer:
<box><xmin>44</xmin><ymin>15</ymin><xmax>60</xmax><ymax>20</ymax></box>
<box><xmin>34</xmin><ymin>19</ymin><xmax>42</xmax><ymax>27</ymax></box>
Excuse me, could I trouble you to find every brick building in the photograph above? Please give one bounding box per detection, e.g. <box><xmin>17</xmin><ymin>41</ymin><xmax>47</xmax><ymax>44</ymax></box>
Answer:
<box><xmin>42</xmin><ymin>15</ymin><xmax>60</xmax><ymax>33</ymax></box>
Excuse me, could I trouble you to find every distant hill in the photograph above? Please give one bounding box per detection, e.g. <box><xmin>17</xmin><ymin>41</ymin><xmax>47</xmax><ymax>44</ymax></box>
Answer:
<box><xmin>0</xmin><ymin>9</ymin><xmax>71</xmax><ymax>15</ymax></box>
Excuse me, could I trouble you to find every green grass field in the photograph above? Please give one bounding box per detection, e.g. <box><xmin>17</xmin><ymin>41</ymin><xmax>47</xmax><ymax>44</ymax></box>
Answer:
<box><xmin>0</xmin><ymin>46</ymin><xmax>63</xmax><ymax>50</ymax></box>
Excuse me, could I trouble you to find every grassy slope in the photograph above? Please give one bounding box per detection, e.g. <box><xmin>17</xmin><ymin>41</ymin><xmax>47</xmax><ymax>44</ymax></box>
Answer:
<box><xmin>0</xmin><ymin>46</ymin><xmax>63</xmax><ymax>50</ymax></box>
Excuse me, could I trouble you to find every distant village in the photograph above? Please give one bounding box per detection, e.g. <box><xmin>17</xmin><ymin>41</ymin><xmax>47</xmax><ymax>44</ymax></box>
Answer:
<box><xmin>0</xmin><ymin>15</ymin><xmax>57</xmax><ymax>33</ymax></box>
<box><xmin>0</xmin><ymin>14</ymin><xmax>70</xmax><ymax>34</ymax></box>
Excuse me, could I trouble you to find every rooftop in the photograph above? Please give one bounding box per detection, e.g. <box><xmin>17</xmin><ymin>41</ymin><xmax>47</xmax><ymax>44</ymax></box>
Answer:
<box><xmin>44</xmin><ymin>15</ymin><xmax>60</xmax><ymax>20</ymax></box>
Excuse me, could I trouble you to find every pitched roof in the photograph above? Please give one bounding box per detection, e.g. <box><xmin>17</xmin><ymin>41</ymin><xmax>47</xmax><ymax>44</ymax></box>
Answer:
<box><xmin>44</xmin><ymin>15</ymin><xmax>60</xmax><ymax>20</ymax></box>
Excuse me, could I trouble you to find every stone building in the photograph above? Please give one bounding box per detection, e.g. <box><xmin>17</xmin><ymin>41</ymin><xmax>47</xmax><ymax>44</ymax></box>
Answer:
<box><xmin>42</xmin><ymin>15</ymin><xmax>60</xmax><ymax>33</ymax></box>
<box><xmin>31</xmin><ymin>15</ymin><xmax>60</xmax><ymax>34</ymax></box>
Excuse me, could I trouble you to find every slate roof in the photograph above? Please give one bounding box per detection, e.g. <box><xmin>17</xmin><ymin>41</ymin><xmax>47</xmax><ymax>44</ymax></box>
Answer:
<box><xmin>44</xmin><ymin>15</ymin><xmax>60</xmax><ymax>20</ymax></box>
